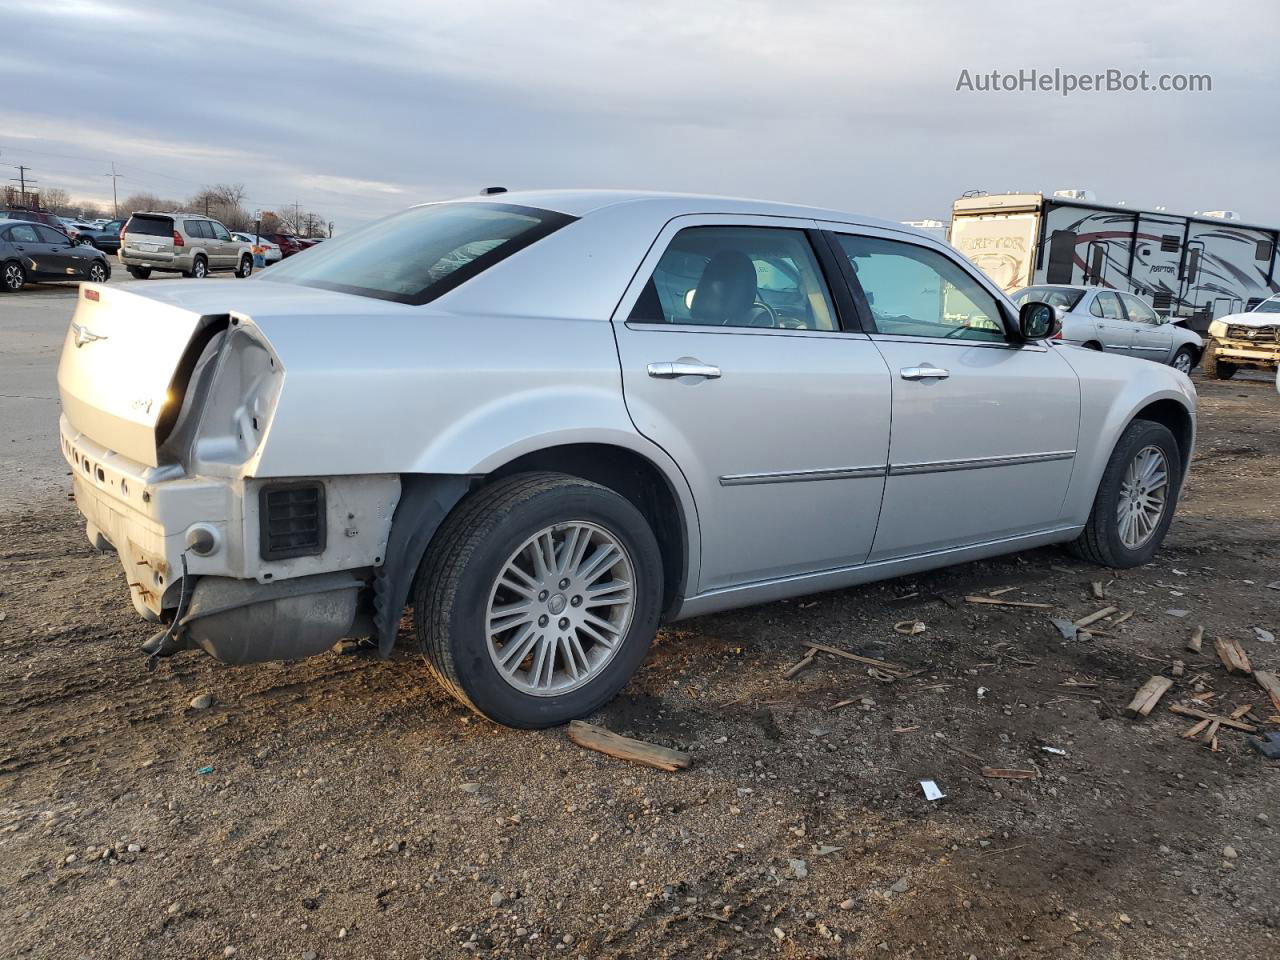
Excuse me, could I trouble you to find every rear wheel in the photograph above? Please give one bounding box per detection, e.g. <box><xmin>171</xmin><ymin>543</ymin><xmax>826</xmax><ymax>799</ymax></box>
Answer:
<box><xmin>1068</xmin><ymin>419</ymin><xmax>1181</xmax><ymax>568</ymax></box>
<box><xmin>414</xmin><ymin>472</ymin><xmax>663</xmax><ymax>728</ymax></box>
<box><xmin>127</xmin><ymin>266</ymin><xmax>151</xmax><ymax>280</ymax></box>
<box><xmin>235</xmin><ymin>254</ymin><xmax>253</xmax><ymax>278</ymax></box>
<box><xmin>1</xmin><ymin>261</ymin><xmax>25</xmax><ymax>292</ymax></box>
<box><xmin>1203</xmin><ymin>342</ymin><xmax>1237</xmax><ymax>379</ymax></box>
<box><xmin>1083</xmin><ymin>341</ymin><xmax>1102</xmax><ymax>351</ymax></box>
<box><xmin>186</xmin><ymin>256</ymin><xmax>208</xmax><ymax>279</ymax></box>
<box><xmin>1170</xmin><ymin>346</ymin><xmax>1196</xmax><ymax>374</ymax></box>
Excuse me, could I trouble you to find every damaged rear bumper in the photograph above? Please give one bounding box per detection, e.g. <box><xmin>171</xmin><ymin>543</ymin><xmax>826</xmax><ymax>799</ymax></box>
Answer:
<box><xmin>61</xmin><ymin>415</ymin><xmax>401</xmax><ymax>663</ymax></box>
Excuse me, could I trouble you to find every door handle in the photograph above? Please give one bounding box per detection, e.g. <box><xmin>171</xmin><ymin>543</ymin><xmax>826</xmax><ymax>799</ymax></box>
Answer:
<box><xmin>647</xmin><ymin>361</ymin><xmax>721</xmax><ymax>379</ymax></box>
<box><xmin>900</xmin><ymin>365</ymin><xmax>950</xmax><ymax>380</ymax></box>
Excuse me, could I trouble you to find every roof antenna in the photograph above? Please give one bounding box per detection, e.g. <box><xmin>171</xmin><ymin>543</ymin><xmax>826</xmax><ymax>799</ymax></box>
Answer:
<box><xmin>480</xmin><ymin>186</ymin><xmax>508</xmax><ymax>195</ymax></box>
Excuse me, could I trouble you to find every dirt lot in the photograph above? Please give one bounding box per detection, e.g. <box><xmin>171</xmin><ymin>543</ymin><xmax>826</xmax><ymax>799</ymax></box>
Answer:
<box><xmin>1</xmin><ymin>370</ymin><xmax>1277</xmax><ymax>960</ymax></box>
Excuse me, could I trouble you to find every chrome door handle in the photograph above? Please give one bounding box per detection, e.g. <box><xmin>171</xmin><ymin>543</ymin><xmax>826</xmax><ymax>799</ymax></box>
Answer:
<box><xmin>900</xmin><ymin>365</ymin><xmax>950</xmax><ymax>380</ymax></box>
<box><xmin>647</xmin><ymin>361</ymin><xmax>721</xmax><ymax>379</ymax></box>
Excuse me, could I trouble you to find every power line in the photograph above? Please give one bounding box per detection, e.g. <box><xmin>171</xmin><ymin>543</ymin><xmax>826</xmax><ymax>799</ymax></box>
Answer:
<box><xmin>103</xmin><ymin>161</ymin><xmax>123</xmax><ymax>218</ymax></box>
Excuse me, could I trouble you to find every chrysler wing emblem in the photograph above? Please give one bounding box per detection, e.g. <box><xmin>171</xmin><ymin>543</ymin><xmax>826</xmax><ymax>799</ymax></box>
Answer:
<box><xmin>71</xmin><ymin>321</ymin><xmax>107</xmax><ymax>347</ymax></box>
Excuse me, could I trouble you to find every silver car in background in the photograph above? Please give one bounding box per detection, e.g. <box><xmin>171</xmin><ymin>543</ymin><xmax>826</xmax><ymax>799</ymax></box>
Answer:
<box><xmin>57</xmin><ymin>191</ymin><xmax>1197</xmax><ymax>728</ymax></box>
<box><xmin>1012</xmin><ymin>283</ymin><xmax>1203</xmax><ymax>373</ymax></box>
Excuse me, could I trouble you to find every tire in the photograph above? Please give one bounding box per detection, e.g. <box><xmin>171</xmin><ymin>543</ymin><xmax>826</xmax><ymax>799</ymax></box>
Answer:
<box><xmin>414</xmin><ymin>472</ymin><xmax>664</xmax><ymax>728</ymax></box>
<box><xmin>235</xmin><ymin>255</ymin><xmax>253</xmax><ymax>279</ymax></box>
<box><xmin>1083</xmin><ymin>341</ymin><xmax>1102</xmax><ymax>351</ymax></box>
<box><xmin>1</xmin><ymin>260</ymin><xmax>24</xmax><ymax>292</ymax></box>
<box><xmin>87</xmin><ymin>261</ymin><xmax>108</xmax><ymax>284</ymax></box>
<box><xmin>1170</xmin><ymin>346</ymin><xmax>1197</xmax><ymax>375</ymax></box>
<box><xmin>186</xmin><ymin>256</ymin><xmax>208</xmax><ymax>279</ymax></box>
<box><xmin>1202</xmin><ymin>342</ymin><xmax>1237</xmax><ymax>380</ymax></box>
<box><xmin>127</xmin><ymin>266</ymin><xmax>152</xmax><ymax>280</ymax></box>
<box><xmin>1068</xmin><ymin>419</ymin><xmax>1181</xmax><ymax>568</ymax></box>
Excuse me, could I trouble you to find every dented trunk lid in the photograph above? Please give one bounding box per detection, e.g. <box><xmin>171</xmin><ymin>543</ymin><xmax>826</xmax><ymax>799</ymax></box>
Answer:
<box><xmin>57</xmin><ymin>285</ymin><xmax>210</xmax><ymax>466</ymax></box>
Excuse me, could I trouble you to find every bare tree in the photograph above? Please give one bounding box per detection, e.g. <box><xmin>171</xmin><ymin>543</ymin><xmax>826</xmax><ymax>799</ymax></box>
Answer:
<box><xmin>121</xmin><ymin>192</ymin><xmax>182</xmax><ymax>216</ymax></box>
<box><xmin>41</xmin><ymin>187</ymin><xmax>73</xmax><ymax>215</ymax></box>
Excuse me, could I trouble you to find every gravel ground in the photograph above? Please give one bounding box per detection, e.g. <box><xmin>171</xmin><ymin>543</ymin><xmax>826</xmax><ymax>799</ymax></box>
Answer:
<box><xmin>0</xmin><ymin>283</ymin><xmax>1277</xmax><ymax>958</ymax></box>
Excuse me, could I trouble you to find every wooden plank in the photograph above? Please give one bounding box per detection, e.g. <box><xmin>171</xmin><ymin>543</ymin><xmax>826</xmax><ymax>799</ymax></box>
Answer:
<box><xmin>964</xmin><ymin>596</ymin><xmax>1053</xmax><ymax>609</ymax></box>
<box><xmin>802</xmin><ymin>641</ymin><xmax>908</xmax><ymax>673</ymax></box>
<box><xmin>782</xmin><ymin>652</ymin><xmax>815</xmax><ymax>679</ymax></box>
<box><xmin>1167</xmin><ymin>703</ymin><xmax>1258</xmax><ymax>733</ymax></box>
<box><xmin>1124</xmin><ymin>676</ymin><xmax>1174</xmax><ymax>718</ymax></box>
<box><xmin>1254</xmin><ymin>671</ymin><xmax>1280</xmax><ymax>712</ymax></box>
<box><xmin>1201</xmin><ymin>718</ymin><xmax>1221</xmax><ymax>746</ymax></box>
<box><xmin>1074</xmin><ymin>606</ymin><xmax>1119</xmax><ymax>629</ymax></box>
<box><xmin>1112</xmin><ymin>610</ymin><xmax>1135</xmax><ymax>626</ymax></box>
<box><xmin>567</xmin><ymin>721</ymin><xmax>691</xmax><ymax>772</ymax></box>
<box><xmin>1230</xmin><ymin>704</ymin><xmax>1254</xmax><ymax>719</ymax></box>
<box><xmin>1186</xmin><ymin>626</ymin><xmax>1204</xmax><ymax>654</ymax></box>
<box><xmin>1181</xmin><ymin>718</ymin><xmax>1212</xmax><ymax>739</ymax></box>
<box><xmin>981</xmin><ymin>767</ymin><xmax>1039</xmax><ymax>780</ymax></box>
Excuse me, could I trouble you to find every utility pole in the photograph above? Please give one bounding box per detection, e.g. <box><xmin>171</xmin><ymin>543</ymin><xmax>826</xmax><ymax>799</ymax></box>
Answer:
<box><xmin>103</xmin><ymin>162</ymin><xmax>123</xmax><ymax>218</ymax></box>
<box><xmin>293</xmin><ymin>200</ymin><xmax>300</xmax><ymax>233</ymax></box>
<box><xmin>11</xmin><ymin>165</ymin><xmax>36</xmax><ymax>206</ymax></box>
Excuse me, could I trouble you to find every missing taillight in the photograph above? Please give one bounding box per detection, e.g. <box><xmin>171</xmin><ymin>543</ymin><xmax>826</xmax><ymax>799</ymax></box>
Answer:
<box><xmin>85</xmin><ymin>289</ymin><xmax>99</xmax><ymax>301</ymax></box>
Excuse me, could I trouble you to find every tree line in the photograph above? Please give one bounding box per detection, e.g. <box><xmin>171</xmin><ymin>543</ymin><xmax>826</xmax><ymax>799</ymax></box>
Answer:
<box><xmin>37</xmin><ymin>184</ymin><xmax>331</xmax><ymax>237</ymax></box>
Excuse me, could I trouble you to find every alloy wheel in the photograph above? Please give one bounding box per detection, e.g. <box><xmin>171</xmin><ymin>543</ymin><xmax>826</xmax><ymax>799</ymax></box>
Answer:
<box><xmin>1173</xmin><ymin>352</ymin><xmax>1193</xmax><ymax>374</ymax></box>
<box><xmin>3</xmin><ymin>264</ymin><xmax>22</xmax><ymax>291</ymax></box>
<box><xmin>89</xmin><ymin>263</ymin><xmax>106</xmax><ymax>282</ymax></box>
<box><xmin>485</xmin><ymin>521</ymin><xmax>636</xmax><ymax>696</ymax></box>
<box><xmin>1117</xmin><ymin>445</ymin><xmax>1169</xmax><ymax>549</ymax></box>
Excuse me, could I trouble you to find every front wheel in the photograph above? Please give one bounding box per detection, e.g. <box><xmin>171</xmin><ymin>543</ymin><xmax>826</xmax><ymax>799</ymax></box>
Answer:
<box><xmin>1068</xmin><ymin>419</ymin><xmax>1181</xmax><ymax>568</ymax></box>
<box><xmin>87</xmin><ymin>261</ymin><xmax>108</xmax><ymax>283</ymax></box>
<box><xmin>1170</xmin><ymin>346</ymin><xmax>1196</xmax><ymax>375</ymax></box>
<box><xmin>414</xmin><ymin>472</ymin><xmax>663</xmax><ymax>728</ymax></box>
<box><xmin>1202</xmin><ymin>343</ymin><xmax>1237</xmax><ymax>380</ymax></box>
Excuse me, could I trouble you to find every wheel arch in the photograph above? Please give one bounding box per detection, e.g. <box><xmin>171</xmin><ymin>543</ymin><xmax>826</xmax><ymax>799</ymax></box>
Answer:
<box><xmin>374</xmin><ymin>441</ymin><xmax>699</xmax><ymax>656</ymax></box>
<box><xmin>1132</xmin><ymin>397</ymin><xmax>1194</xmax><ymax>481</ymax></box>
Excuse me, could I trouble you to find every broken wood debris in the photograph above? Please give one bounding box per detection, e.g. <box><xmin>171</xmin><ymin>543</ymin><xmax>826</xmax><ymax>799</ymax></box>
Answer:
<box><xmin>782</xmin><ymin>651</ymin><xmax>815</xmax><ymax>679</ymax></box>
<box><xmin>965</xmin><ymin>595</ymin><xmax>1052</xmax><ymax>609</ymax></box>
<box><xmin>801</xmin><ymin>641</ymin><xmax>913</xmax><ymax>677</ymax></box>
<box><xmin>1168</xmin><ymin>703</ymin><xmax>1258</xmax><ymax>733</ymax></box>
<box><xmin>1060</xmin><ymin>678</ymin><xmax>1099</xmax><ymax>689</ymax></box>
<box><xmin>1111</xmin><ymin>610</ymin><xmax>1135</xmax><ymax>626</ymax></box>
<box><xmin>1171</xmin><ymin>659</ymin><xmax>1185</xmax><ymax>678</ymax></box>
<box><xmin>1124</xmin><ymin>676</ymin><xmax>1174</xmax><ymax>718</ymax></box>
<box><xmin>1091</xmin><ymin>581</ymin><xmax>1105</xmax><ymax>600</ymax></box>
<box><xmin>1074</xmin><ymin>606</ymin><xmax>1119</xmax><ymax>629</ymax></box>
<box><xmin>1214</xmin><ymin>636</ymin><xmax>1253</xmax><ymax>675</ymax></box>
<box><xmin>1181</xmin><ymin>718</ymin><xmax>1212</xmax><ymax>739</ymax></box>
<box><xmin>1253</xmin><ymin>671</ymin><xmax>1280</xmax><ymax>712</ymax></box>
<box><xmin>981</xmin><ymin>767</ymin><xmax>1039</xmax><ymax>780</ymax></box>
<box><xmin>1230</xmin><ymin>704</ymin><xmax>1254</xmax><ymax>720</ymax></box>
<box><xmin>987</xmin><ymin>586</ymin><xmax>1020</xmax><ymax>597</ymax></box>
<box><xmin>1186</xmin><ymin>626</ymin><xmax>1204</xmax><ymax>654</ymax></box>
<box><xmin>567</xmin><ymin>721</ymin><xmax>691</xmax><ymax>772</ymax></box>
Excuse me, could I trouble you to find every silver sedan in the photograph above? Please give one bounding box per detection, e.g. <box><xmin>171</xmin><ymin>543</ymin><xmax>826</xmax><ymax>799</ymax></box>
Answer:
<box><xmin>57</xmin><ymin>191</ymin><xmax>1198</xmax><ymax>728</ymax></box>
<box><xmin>1013</xmin><ymin>284</ymin><xmax>1203</xmax><ymax>374</ymax></box>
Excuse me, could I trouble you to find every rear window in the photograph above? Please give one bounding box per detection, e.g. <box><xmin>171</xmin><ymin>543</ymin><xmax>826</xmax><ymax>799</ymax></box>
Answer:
<box><xmin>127</xmin><ymin>215</ymin><xmax>174</xmax><ymax>237</ymax></box>
<box><xmin>259</xmin><ymin>202</ymin><xmax>576</xmax><ymax>304</ymax></box>
<box><xmin>1012</xmin><ymin>285</ymin><xmax>1085</xmax><ymax>310</ymax></box>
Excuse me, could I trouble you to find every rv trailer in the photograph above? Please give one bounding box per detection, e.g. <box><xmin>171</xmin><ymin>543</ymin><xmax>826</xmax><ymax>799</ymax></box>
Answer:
<box><xmin>949</xmin><ymin>193</ymin><xmax>1280</xmax><ymax>333</ymax></box>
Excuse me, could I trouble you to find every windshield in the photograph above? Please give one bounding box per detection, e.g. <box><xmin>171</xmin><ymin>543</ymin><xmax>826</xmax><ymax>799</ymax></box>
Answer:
<box><xmin>260</xmin><ymin>202</ymin><xmax>575</xmax><ymax>304</ymax></box>
<box><xmin>1012</xmin><ymin>286</ymin><xmax>1085</xmax><ymax>310</ymax></box>
<box><xmin>1252</xmin><ymin>296</ymin><xmax>1280</xmax><ymax>314</ymax></box>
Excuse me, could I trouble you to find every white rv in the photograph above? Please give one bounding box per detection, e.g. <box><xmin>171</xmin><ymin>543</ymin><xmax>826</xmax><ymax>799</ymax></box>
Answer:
<box><xmin>950</xmin><ymin>193</ymin><xmax>1280</xmax><ymax>333</ymax></box>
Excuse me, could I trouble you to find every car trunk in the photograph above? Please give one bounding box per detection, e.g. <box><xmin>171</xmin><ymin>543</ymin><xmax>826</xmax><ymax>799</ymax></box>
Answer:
<box><xmin>57</xmin><ymin>285</ymin><xmax>212</xmax><ymax>466</ymax></box>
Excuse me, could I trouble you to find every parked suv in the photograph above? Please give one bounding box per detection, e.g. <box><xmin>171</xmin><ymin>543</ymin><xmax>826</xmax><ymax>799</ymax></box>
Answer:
<box><xmin>119</xmin><ymin>213</ymin><xmax>253</xmax><ymax>279</ymax></box>
<box><xmin>1203</xmin><ymin>294</ymin><xmax>1280</xmax><ymax>379</ymax></box>
<box><xmin>0</xmin><ymin>208</ymin><xmax>70</xmax><ymax>236</ymax></box>
<box><xmin>57</xmin><ymin>191</ymin><xmax>1196</xmax><ymax>729</ymax></box>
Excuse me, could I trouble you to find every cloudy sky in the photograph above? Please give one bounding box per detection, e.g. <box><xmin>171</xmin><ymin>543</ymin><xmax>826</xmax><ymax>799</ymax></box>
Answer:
<box><xmin>5</xmin><ymin>0</ymin><xmax>1278</xmax><ymax>229</ymax></box>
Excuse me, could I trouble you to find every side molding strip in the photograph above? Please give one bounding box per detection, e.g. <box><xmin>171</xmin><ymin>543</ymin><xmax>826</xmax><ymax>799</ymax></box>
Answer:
<box><xmin>890</xmin><ymin>450</ymin><xmax>1075</xmax><ymax>476</ymax></box>
<box><xmin>720</xmin><ymin>465</ymin><xmax>888</xmax><ymax>486</ymax></box>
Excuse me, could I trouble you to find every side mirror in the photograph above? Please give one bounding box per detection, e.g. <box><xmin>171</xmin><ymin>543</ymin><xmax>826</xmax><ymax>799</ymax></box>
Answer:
<box><xmin>1018</xmin><ymin>301</ymin><xmax>1061</xmax><ymax>340</ymax></box>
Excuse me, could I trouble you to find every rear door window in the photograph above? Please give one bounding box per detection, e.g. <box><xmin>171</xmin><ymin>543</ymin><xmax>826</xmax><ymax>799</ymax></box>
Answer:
<box><xmin>127</xmin><ymin>215</ymin><xmax>174</xmax><ymax>237</ymax></box>
<box><xmin>628</xmin><ymin>226</ymin><xmax>838</xmax><ymax>331</ymax></box>
<box><xmin>9</xmin><ymin>224</ymin><xmax>39</xmax><ymax>243</ymax></box>
<box><xmin>185</xmin><ymin>221</ymin><xmax>212</xmax><ymax>239</ymax></box>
